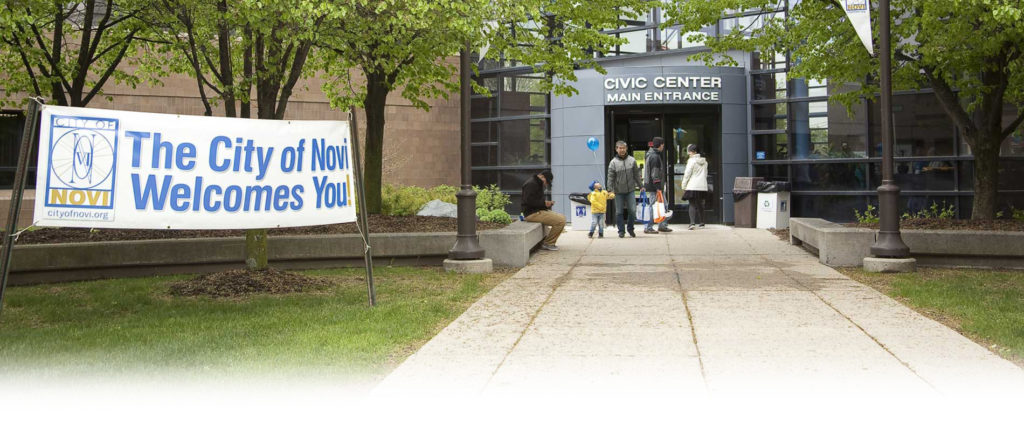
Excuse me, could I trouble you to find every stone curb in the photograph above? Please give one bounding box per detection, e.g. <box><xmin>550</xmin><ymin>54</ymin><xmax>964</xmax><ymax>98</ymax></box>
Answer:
<box><xmin>8</xmin><ymin>222</ymin><xmax>544</xmax><ymax>285</ymax></box>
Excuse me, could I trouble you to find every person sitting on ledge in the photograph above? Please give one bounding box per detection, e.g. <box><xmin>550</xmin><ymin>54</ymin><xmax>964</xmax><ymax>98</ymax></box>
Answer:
<box><xmin>521</xmin><ymin>170</ymin><xmax>565</xmax><ymax>251</ymax></box>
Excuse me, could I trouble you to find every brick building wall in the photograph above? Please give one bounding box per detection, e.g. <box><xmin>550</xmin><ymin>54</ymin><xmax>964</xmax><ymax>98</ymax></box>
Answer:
<box><xmin>76</xmin><ymin>72</ymin><xmax>462</xmax><ymax>189</ymax></box>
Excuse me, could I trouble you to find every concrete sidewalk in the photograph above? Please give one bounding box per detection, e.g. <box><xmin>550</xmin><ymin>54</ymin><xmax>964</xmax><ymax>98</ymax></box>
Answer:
<box><xmin>373</xmin><ymin>225</ymin><xmax>1024</xmax><ymax>398</ymax></box>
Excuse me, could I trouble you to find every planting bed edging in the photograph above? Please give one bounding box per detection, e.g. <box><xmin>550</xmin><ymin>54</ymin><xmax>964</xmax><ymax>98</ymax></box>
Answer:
<box><xmin>9</xmin><ymin>221</ymin><xmax>544</xmax><ymax>285</ymax></box>
<box><xmin>790</xmin><ymin>218</ymin><xmax>1024</xmax><ymax>268</ymax></box>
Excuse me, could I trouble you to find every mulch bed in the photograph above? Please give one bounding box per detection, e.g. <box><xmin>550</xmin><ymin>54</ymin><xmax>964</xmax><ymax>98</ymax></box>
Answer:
<box><xmin>167</xmin><ymin>268</ymin><xmax>335</xmax><ymax>298</ymax></box>
<box><xmin>15</xmin><ymin>214</ymin><xmax>508</xmax><ymax>245</ymax></box>
<box><xmin>845</xmin><ymin>218</ymin><xmax>1024</xmax><ymax>231</ymax></box>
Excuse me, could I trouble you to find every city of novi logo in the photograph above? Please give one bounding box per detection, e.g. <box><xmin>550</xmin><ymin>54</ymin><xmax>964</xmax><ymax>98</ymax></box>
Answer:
<box><xmin>846</xmin><ymin>0</ymin><xmax>868</xmax><ymax>11</ymax></box>
<box><xmin>45</xmin><ymin>115</ymin><xmax>118</xmax><ymax>210</ymax></box>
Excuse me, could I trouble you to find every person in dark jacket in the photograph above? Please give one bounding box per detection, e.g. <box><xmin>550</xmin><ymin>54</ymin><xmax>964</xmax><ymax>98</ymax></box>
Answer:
<box><xmin>643</xmin><ymin>137</ymin><xmax>673</xmax><ymax>233</ymax></box>
<box><xmin>607</xmin><ymin>141</ymin><xmax>641</xmax><ymax>238</ymax></box>
<box><xmin>521</xmin><ymin>170</ymin><xmax>565</xmax><ymax>250</ymax></box>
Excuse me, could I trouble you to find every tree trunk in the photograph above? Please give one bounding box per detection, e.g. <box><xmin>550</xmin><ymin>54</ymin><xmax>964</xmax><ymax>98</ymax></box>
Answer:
<box><xmin>970</xmin><ymin>134</ymin><xmax>1001</xmax><ymax>220</ymax></box>
<box><xmin>245</xmin><ymin>228</ymin><xmax>268</xmax><ymax>270</ymax></box>
<box><xmin>363</xmin><ymin>73</ymin><xmax>390</xmax><ymax>214</ymax></box>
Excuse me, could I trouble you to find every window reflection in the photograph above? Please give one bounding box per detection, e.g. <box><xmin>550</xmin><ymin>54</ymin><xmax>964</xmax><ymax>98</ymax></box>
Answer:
<box><xmin>793</xmin><ymin>163</ymin><xmax>867</xmax><ymax>190</ymax></box>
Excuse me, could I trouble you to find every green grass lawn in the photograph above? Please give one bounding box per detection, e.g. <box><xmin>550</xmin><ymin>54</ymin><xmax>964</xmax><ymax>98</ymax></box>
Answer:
<box><xmin>839</xmin><ymin>267</ymin><xmax>1024</xmax><ymax>366</ymax></box>
<box><xmin>0</xmin><ymin>267</ymin><xmax>509</xmax><ymax>382</ymax></box>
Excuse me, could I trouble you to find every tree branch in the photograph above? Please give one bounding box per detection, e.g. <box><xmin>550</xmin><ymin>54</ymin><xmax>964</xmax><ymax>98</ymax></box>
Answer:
<box><xmin>82</xmin><ymin>28</ymin><xmax>139</xmax><ymax>105</ymax></box>
<box><xmin>1001</xmin><ymin>112</ymin><xmax>1024</xmax><ymax>141</ymax></box>
<box><xmin>922</xmin><ymin>66</ymin><xmax>975</xmax><ymax>136</ymax></box>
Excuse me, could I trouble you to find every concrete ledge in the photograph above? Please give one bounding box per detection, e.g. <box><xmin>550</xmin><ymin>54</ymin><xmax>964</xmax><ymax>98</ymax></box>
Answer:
<box><xmin>863</xmin><ymin>257</ymin><xmax>918</xmax><ymax>273</ymax></box>
<box><xmin>8</xmin><ymin>221</ymin><xmax>544</xmax><ymax>285</ymax></box>
<box><xmin>790</xmin><ymin>217</ymin><xmax>1024</xmax><ymax>268</ymax></box>
<box><xmin>443</xmin><ymin>258</ymin><xmax>494</xmax><ymax>274</ymax></box>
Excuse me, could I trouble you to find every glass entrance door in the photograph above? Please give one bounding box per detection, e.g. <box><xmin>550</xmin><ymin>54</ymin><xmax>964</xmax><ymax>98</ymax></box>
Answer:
<box><xmin>665</xmin><ymin>111</ymin><xmax>721</xmax><ymax>224</ymax></box>
<box><xmin>607</xmin><ymin>106</ymin><xmax>721</xmax><ymax>224</ymax></box>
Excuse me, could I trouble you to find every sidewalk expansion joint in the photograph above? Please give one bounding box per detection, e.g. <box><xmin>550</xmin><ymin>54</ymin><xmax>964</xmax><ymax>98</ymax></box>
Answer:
<box><xmin>479</xmin><ymin>236</ymin><xmax>589</xmax><ymax>392</ymax></box>
<box><xmin>675</xmin><ymin>263</ymin><xmax>708</xmax><ymax>389</ymax></box>
<box><xmin>775</xmin><ymin>264</ymin><xmax>939</xmax><ymax>392</ymax></box>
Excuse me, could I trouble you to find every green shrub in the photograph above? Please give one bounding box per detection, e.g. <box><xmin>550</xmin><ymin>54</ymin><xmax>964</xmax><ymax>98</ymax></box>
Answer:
<box><xmin>381</xmin><ymin>183</ymin><xmax>510</xmax><ymax>217</ymax></box>
<box><xmin>473</xmin><ymin>184</ymin><xmax>510</xmax><ymax>211</ymax></box>
<box><xmin>854</xmin><ymin>204</ymin><xmax>879</xmax><ymax>225</ymax></box>
<box><xmin>428</xmin><ymin>185</ymin><xmax>458</xmax><ymax>204</ymax></box>
<box><xmin>902</xmin><ymin>201</ymin><xmax>957</xmax><ymax>220</ymax></box>
<box><xmin>479</xmin><ymin>209</ymin><xmax>512</xmax><ymax>224</ymax></box>
<box><xmin>1012</xmin><ymin>206</ymin><xmax>1024</xmax><ymax>222</ymax></box>
<box><xmin>381</xmin><ymin>184</ymin><xmax>431</xmax><ymax>216</ymax></box>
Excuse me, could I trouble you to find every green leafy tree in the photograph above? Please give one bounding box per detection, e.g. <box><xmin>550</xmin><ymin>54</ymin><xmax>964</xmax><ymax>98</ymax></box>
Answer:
<box><xmin>319</xmin><ymin>0</ymin><xmax>656</xmax><ymax>214</ymax></box>
<box><xmin>664</xmin><ymin>0</ymin><xmax>1024</xmax><ymax>219</ymax></box>
<box><xmin>0</xmin><ymin>0</ymin><xmax>150</xmax><ymax>106</ymax></box>
<box><xmin>147</xmin><ymin>0</ymin><xmax>338</xmax><ymax>269</ymax></box>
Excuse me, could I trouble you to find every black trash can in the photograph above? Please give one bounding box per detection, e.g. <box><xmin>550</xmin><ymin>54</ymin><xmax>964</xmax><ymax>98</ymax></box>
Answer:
<box><xmin>733</xmin><ymin>177</ymin><xmax>763</xmax><ymax>228</ymax></box>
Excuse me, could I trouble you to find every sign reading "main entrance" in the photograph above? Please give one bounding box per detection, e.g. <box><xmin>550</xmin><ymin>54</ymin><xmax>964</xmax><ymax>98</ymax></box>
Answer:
<box><xmin>604</xmin><ymin>75</ymin><xmax>723</xmax><ymax>104</ymax></box>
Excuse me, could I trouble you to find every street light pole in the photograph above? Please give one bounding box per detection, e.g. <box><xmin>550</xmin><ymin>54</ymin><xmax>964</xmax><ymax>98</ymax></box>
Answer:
<box><xmin>449</xmin><ymin>42</ymin><xmax>485</xmax><ymax>260</ymax></box>
<box><xmin>870</xmin><ymin>0</ymin><xmax>910</xmax><ymax>258</ymax></box>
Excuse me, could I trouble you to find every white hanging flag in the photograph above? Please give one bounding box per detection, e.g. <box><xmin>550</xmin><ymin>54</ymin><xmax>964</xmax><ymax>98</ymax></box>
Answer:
<box><xmin>842</xmin><ymin>0</ymin><xmax>873</xmax><ymax>55</ymax></box>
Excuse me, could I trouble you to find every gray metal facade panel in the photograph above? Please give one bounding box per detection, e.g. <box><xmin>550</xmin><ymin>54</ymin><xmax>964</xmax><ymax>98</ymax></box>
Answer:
<box><xmin>562</xmin><ymin>134</ymin><xmax>607</xmax><ymax>167</ymax></box>
<box><xmin>560</xmin><ymin>105</ymin><xmax>605</xmax><ymax>137</ymax></box>
<box><xmin>561</xmin><ymin>76</ymin><xmax>605</xmax><ymax>108</ymax></box>
<box><xmin>721</xmin><ymin>104</ymin><xmax>749</xmax><ymax>134</ymax></box>
<box><xmin>550</xmin><ymin>164</ymin><xmax>607</xmax><ymax>218</ymax></box>
<box><xmin>550</xmin><ymin>136</ymin><xmax>565</xmax><ymax>166</ymax></box>
<box><xmin>721</xmin><ymin>133</ymin><xmax>749</xmax><ymax>164</ymax></box>
<box><xmin>551</xmin><ymin>108</ymin><xmax>564</xmax><ymax>138</ymax></box>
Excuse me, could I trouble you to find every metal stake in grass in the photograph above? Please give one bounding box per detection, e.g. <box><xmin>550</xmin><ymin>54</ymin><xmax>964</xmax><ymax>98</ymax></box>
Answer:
<box><xmin>0</xmin><ymin>100</ymin><xmax>41</xmax><ymax>315</ymax></box>
<box><xmin>349</xmin><ymin>106</ymin><xmax>376</xmax><ymax>307</ymax></box>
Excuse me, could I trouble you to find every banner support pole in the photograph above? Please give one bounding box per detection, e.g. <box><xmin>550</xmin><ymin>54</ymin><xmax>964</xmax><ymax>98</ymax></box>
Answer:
<box><xmin>348</xmin><ymin>107</ymin><xmax>376</xmax><ymax>307</ymax></box>
<box><xmin>0</xmin><ymin>100</ymin><xmax>42</xmax><ymax>315</ymax></box>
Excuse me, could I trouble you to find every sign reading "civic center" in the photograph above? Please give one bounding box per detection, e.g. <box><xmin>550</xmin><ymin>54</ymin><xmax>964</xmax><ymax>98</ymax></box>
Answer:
<box><xmin>33</xmin><ymin>105</ymin><xmax>355</xmax><ymax>230</ymax></box>
<box><xmin>604</xmin><ymin>75</ymin><xmax>723</xmax><ymax>103</ymax></box>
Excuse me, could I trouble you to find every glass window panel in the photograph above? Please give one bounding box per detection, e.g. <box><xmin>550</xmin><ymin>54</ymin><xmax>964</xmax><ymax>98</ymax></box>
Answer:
<box><xmin>754</xmin><ymin>164</ymin><xmax>788</xmax><ymax>182</ymax></box>
<box><xmin>472</xmin><ymin>169</ymin><xmax>498</xmax><ymax>187</ymax></box>
<box><xmin>471</xmin><ymin>122</ymin><xmax>498</xmax><ymax>143</ymax></box>
<box><xmin>753</xmin><ymin>134</ymin><xmax>788</xmax><ymax>160</ymax></box>
<box><xmin>754</xmin><ymin>103</ymin><xmax>786</xmax><ymax>130</ymax></box>
<box><xmin>791</xmin><ymin>100</ymin><xmax>867</xmax><ymax>159</ymax></box>
<box><xmin>471</xmin><ymin>145</ymin><xmax>497</xmax><ymax>167</ymax></box>
<box><xmin>1002</xmin><ymin>106</ymin><xmax>1024</xmax><ymax>156</ymax></box>
<box><xmin>792</xmin><ymin>195</ymin><xmax>868</xmax><ymax>223</ymax></box>
<box><xmin>507</xmin><ymin>194</ymin><xmax>524</xmax><ymax>216</ymax></box>
<box><xmin>471</xmin><ymin>96</ymin><xmax>497</xmax><ymax>119</ymax></box>
<box><xmin>872</xmin><ymin>93</ymin><xmax>955</xmax><ymax>158</ymax></box>
<box><xmin>499</xmin><ymin>118</ymin><xmax>548</xmax><ymax>165</ymax></box>
<box><xmin>753</xmin><ymin>73</ymin><xmax>786</xmax><ymax>100</ymax></box>
<box><xmin>998</xmin><ymin>159</ymin><xmax>1024</xmax><ymax>190</ymax></box>
<box><xmin>958</xmin><ymin>161</ymin><xmax>973</xmax><ymax>190</ymax></box>
<box><xmin>500</xmin><ymin>169</ymin><xmax>546</xmax><ymax>191</ymax></box>
<box><xmin>614</xmin><ymin>29</ymin><xmax>648</xmax><ymax>55</ymax></box>
<box><xmin>871</xmin><ymin>162</ymin><xmax>954</xmax><ymax>191</ymax></box>
<box><xmin>792</xmin><ymin>163</ymin><xmax>868</xmax><ymax>190</ymax></box>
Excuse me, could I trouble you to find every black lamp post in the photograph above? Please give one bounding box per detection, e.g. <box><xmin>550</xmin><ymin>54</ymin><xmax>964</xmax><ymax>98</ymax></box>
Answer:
<box><xmin>449</xmin><ymin>42</ymin><xmax>485</xmax><ymax>260</ymax></box>
<box><xmin>870</xmin><ymin>0</ymin><xmax>911</xmax><ymax>258</ymax></box>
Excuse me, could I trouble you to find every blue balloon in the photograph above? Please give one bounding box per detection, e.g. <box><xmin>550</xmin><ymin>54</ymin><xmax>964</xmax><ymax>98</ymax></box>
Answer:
<box><xmin>586</xmin><ymin>137</ymin><xmax>600</xmax><ymax>152</ymax></box>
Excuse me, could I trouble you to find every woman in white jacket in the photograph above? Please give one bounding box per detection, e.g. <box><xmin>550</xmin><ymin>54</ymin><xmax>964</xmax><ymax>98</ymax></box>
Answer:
<box><xmin>678</xmin><ymin>144</ymin><xmax>709</xmax><ymax>230</ymax></box>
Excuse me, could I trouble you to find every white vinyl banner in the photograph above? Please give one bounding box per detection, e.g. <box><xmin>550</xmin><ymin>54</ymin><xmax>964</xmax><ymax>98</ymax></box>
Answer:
<box><xmin>33</xmin><ymin>105</ymin><xmax>356</xmax><ymax>229</ymax></box>
<box><xmin>842</xmin><ymin>0</ymin><xmax>874</xmax><ymax>55</ymax></box>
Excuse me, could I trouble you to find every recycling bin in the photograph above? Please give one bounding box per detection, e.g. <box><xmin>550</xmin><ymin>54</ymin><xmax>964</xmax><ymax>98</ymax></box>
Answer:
<box><xmin>756</xmin><ymin>181</ymin><xmax>791</xmax><ymax>229</ymax></box>
<box><xmin>568</xmin><ymin>192</ymin><xmax>592</xmax><ymax>231</ymax></box>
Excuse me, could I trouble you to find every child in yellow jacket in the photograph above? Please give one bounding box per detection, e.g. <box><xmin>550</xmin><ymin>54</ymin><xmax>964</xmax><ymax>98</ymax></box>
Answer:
<box><xmin>587</xmin><ymin>180</ymin><xmax>615</xmax><ymax>238</ymax></box>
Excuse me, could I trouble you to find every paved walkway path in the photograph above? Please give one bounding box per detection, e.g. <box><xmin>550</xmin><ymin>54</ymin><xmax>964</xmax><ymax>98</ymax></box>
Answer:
<box><xmin>373</xmin><ymin>225</ymin><xmax>1024</xmax><ymax>398</ymax></box>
